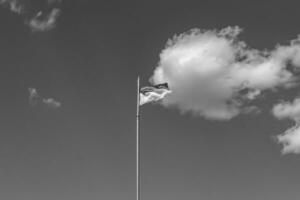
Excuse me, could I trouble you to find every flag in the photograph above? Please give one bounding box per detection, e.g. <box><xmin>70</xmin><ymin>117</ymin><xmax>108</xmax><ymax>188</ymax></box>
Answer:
<box><xmin>140</xmin><ymin>83</ymin><xmax>171</xmax><ymax>105</ymax></box>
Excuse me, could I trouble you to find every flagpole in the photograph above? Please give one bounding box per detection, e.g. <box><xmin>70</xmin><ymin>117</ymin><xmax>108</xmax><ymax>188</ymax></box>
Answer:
<box><xmin>136</xmin><ymin>76</ymin><xmax>140</xmax><ymax>200</ymax></box>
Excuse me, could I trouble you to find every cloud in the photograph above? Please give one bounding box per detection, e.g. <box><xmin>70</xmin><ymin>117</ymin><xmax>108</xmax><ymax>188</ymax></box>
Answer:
<box><xmin>0</xmin><ymin>0</ymin><xmax>24</xmax><ymax>14</ymax></box>
<box><xmin>0</xmin><ymin>0</ymin><xmax>63</xmax><ymax>31</ymax></box>
<box><xmin>28</xmin><ymin>87</ymin><xmax>61</xmax><ymax>109</ymax></box>
<box><xmin>42</xmin><ymin>98</ymin><xmax>61</xmax><ymax>108</ymax></box>
<box><xmin>276</xmin><ymin>125</ymin><xmax>300</xmax><ymax>154</ymax></box>
<box><xmin>273</xmin><ymin>99</ymin><xmax>300</xmax><ymax>120</ymax></box>
<box><xmin>28</xmin><ymin>87</ymin><xmax>40</xmax><ymax>106</ymax></box>
<box><xmin>150</xmin><ymin>26</ymin><xmax>300</xmax><ymax>120</ymax></box>
<box><xmin>272</xmin><ymin>98</ymin><xmax>300</xmax><ymax>154</ymax></box>
<box><xmin>28</xmin><ymin>8</ymin><xmax>61</xmax><ymax>32</ymax></box>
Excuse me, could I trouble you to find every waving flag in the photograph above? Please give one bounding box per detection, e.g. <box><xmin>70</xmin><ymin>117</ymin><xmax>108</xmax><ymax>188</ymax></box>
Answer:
<box><xmin>139</xmin><ymin>83</ymin><xmax>171</xmax><ymax>105</ymax></box>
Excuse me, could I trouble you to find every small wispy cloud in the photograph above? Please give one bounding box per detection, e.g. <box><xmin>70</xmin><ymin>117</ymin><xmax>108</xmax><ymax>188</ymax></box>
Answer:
<box><xmin>28</xmin><ymin>87</ymin><xmax>61</xmax><ymax>109</ymax></box>
<box><xmin>272</xmin><ymin>98</ymin><xmax>300</xmax><ymax>154</ymax></box>
<box><xmin>28</xmin><ymin>8</ymin><xmax>61</xmax><ymax>32</ymax></box>
<box><xmin>28</xmin><ymin>87</ymin><xmax>40</xmax><ymax>106</ymax></box>
<box><xmin>42</xmin><ymin>98</ymin><xmax>61</xmax><ymax>108</ymax></box>
<box><xmin>0</xmin><ymin>0</ymin><xmax>63</xmax><ymax>32</ymax></box>
<box><xmin>0</xmin><ymin>0</ymin><xmax>24</xmax><ymax>14</ymax></box>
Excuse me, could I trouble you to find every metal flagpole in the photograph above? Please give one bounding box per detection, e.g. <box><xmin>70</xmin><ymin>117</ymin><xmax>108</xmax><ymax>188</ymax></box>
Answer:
<box><xmin>136</xmin><ymin>76</ymin><xmax>140</xmax><ymax>200</ymax></box>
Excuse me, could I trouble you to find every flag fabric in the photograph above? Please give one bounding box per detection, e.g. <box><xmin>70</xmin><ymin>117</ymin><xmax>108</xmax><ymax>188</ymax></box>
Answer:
<box><xmin>139</xmin><ymin>83</ymin><xmax>171</xmax><ymax>105</ymax></box>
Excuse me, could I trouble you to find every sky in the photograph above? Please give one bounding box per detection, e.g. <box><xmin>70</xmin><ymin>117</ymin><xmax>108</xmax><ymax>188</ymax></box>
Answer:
<box><xmin>1</xmin><ymin>0</ymin><xmax>300</xmax><ymax>200</ymax></box>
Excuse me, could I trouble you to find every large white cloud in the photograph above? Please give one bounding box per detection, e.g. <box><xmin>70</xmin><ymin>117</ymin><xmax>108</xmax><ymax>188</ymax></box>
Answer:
<box><xmin>151</xmin><ymin>26</ymin><xmax>300</xmax><ymax>120</ymax></box>
<box><xmin>272</xmin><ymin>98</ymin><xmax>300</xmax><ymax>154</ymax></box>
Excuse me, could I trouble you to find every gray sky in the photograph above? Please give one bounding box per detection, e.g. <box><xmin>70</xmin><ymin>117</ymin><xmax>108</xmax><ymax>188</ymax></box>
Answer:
<box><xmin>1</xmin><ymin>0</ymin><xmax>300</xmax><ymax>200</ymax></box>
